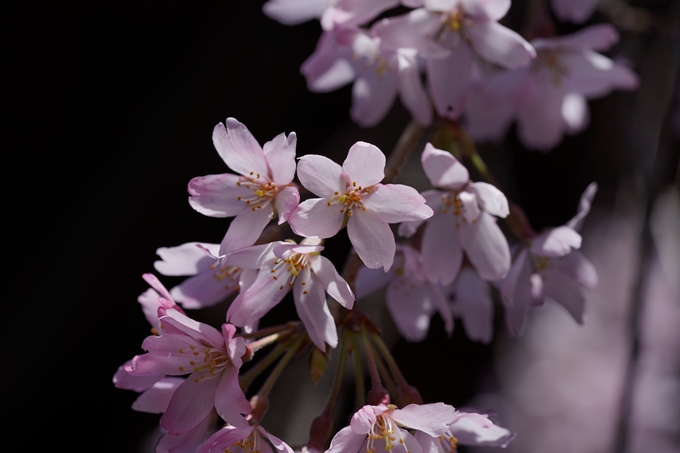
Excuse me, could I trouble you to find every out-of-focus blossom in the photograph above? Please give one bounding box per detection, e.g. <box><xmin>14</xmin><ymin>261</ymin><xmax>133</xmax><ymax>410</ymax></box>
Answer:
<box><xmin>226</xmin><ymin>238</ymin><xmax>354</xmax><ymax>350</ymax></box>
<box><xmin>356</xmin><ymin>245</ymin><xmax>453</xmax><ymax>341</ymax></box>
<box><xmin>153</xmin><ymin>242</ymin><xmax>249</xmax><ymax>309</ymax></box>
<box><xmin>196</xmin><ymin>420</ymin><xmax>294</xmax><ymax>453</ymax></box>
<box><xmin>400</xmin><ymin>143</ymin><xmax>510</xmax><ymax>284</ymax></box>
<box><xmin>414</xmin><ymin>410</ymin><xmax>515</xmax><ymax>449</ymax></box>
<box><xmin>326</xmin><ymin>403</ymin><xmax>458</xmax><ymax>453</ymax></box>
<box><xmin>376</xmin><ymin>1</ymin><xmax>535</xmax><ymax>120</ymax></box>
<box><xmin>289</xmin><ymin>141</ymin><xmax>432</xmax><ymax>271</ymax></box>
<box><xmin>130</xmin><ymin>309</ymin><xmax>251</xmax><ymax>434</ymax></box>
<box><xmin>263</xmin><ymin>0</ymin><xmax>399</xmax><ymax>30</ymax></box>
<box><xmin>550</xmin><ymin>0</ymin><xmax>598</xmax><ymax>24</ymax></box>
<box><xmin>188</xmin><ymin>118</ymin><xmax>299</xmax><ymax>255</ymax></box>
<box><xmin>466</xmin><ymin>24</ymin><xmax>639</xmax><ymax>150</ymax></box>
<box><xmin>450</xmin><ymin>267</ymin><xmax>494</xmax><ymax>344</ymax></box>
<box><xmin>501</xmin><ymin>183</ymin><xmax>599</xmax><ymax>335</ymax></box>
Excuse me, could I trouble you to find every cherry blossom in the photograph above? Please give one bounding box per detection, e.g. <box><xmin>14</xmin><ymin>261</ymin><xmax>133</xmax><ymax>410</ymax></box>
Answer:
<box><xmin>465</xmin><ymin>24</ymin><xmax>639</xmax><ymax>149</ymax></box>
<box><xmin>288</xmin><ymin>141</ymin><xmax>433</xmax><ymax>271</ymax></box>
<box><xmin>400</xmin><ymin>143</ymin><xmax>511</xmax><ymax>284</ymax></box>
<box><xmin>130</xmin><ymin>308</ymin><xmax>251</xmax><ymax>434</ymax></box>
<box><xmin>225</xmin><ymin>238</ymin><xmax>354</xmax><ymax>350</ymax></box>
<box><xmin>196</xmin><ymin>420</ymin><xmax>294</xmax><ymax>453</ymax></box>
<box><xmin>326</xmin><ymin>403</ymin><xmax>459</xmax><ymax>453</ymax></box>
<box><xmin>501</xmin><ymin>183</ymin><xmax>599</xmax><ymax>335</ymax></box>
<box><xmin>550</xmin><ymin>0</ymin><xmax>598</xmax><ymax>24</ymax></box>
<box><xmin>355</xmin><ymin>245</ymin><xmax>453</xmax><ymax>342</ymax></box>
<box><xmin>450</xmin><ymin>267</ymin><xmax>494</xmax><ymax>344</ymax></box>
<box><xmin>188</xmin><ymin>118</ymin><xmax>299</xmax><ymax>255</ymax></box>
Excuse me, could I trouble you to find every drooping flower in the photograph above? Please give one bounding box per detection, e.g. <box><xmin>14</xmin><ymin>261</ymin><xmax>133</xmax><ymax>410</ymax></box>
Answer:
<box><xmin>188</xmin><ymin>118</ymin><xmax>299</xmax><ymax>255</ymax></box>
<box><xmin>225</xmin><ymin>238</ymin><xmax>354</xmax><ymax>350</ymax></box>
<box><xmin>288</xmin><ymin>141</ymin><xmax>433</xmax><ymax>271</ymax></box>
<box><xmin>414</xmin><ymin>410</ymin><xmax>515</xmax><ymax>450</ymax></box>
<box><xmin>326</xmin><ymin>403</ymin><xmax>459</xmax><ymax>453</ymax></box>
<box><xmin>355</xmin><ymin>245</ymin><xmax>453</xmax><ymax>342</ymax></box>
<box><xmin>501</xmin><ymin>183</ymin><xmax>599</xmax><ymax>335</ymax></box>
<box><xmin>465</xmin><ymin>24</ymin><xmax>639</xmax><ymax>150</ymax></box>
<box><xmin>196</xmin><ymin>420</ymin><xmax>294</xmax><ymax>453</ymax></box>
<box><xmin>130</xmin><ymin>308</ymin><xmax>251</xmax><ymax>434</ymax></box>
<box><xmin>400</xmin><ymin>143</ymin><xmax>511</xmax><ymax>284</ymax></box>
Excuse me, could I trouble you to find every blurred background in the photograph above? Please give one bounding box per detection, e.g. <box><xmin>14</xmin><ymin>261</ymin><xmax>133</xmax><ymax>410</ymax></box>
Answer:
<box><xmin>5</xmin><ymin>1</ymin><xmax>678</xmax><ymax>452</ymax></box>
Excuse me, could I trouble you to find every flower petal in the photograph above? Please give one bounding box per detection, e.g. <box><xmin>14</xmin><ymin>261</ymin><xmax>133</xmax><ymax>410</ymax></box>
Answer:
<box><xmin>350</xmin><ymin>68</ymin><xmax>399</xmax><ymax>127</ymax></box>
<box><xmin>468</xmin><ymin>20</ymin><xmax>535</xmax><ymax>69</ymax></box>
<box><xmin>453</xmin><ymin>268</ymin><xmax>493</xmax><ymax>343</ymax></box>
<box><xmin>350</xmin><ymin>406</ymin><xmax>378</xmax><ymax>434</ymax></box>
<box><xmin>224</xmin><ymin>242</ymin><xmax>279</xmax><ymax>270</ymax></box>
<box><xmin>170</xmin><ymin>272</ymin><xmax>235</xmax><ymax>309</ymax></box>
<box><xmin>566</xmin><ymin>182</ymin><xmax>598</xmax><ymax>231</ymax></box>
<box><xmin>155</xmin><ymin>242</ymin><xmax>219</xmax><ymax>276</ymax></box>
<box><xmin>159</xmin><ymin>410</ymin><xmax>219</xmax><ymax>453</ymax></box>
<box><xmin>227</xmin><ymin>262</ymin><xmax>290</xmax><ymax>327</ymax></box>
<box><xmin>362</xmin><ymin>184</ymin><xmax>433</xmax><ymax>223</ymax></box>
<box><xmin>213</xmin><ymin>119</ymin><xmax>269</xmax><ymax>177</ymax></box>
<box><xmin>461</xmin><ymin>0</ymin><xmax>510</xmax><ymax>21</ymax></box>
<box><xmin>427</xmin><ymin>43</ymin><xmax>473</xmax><ymax>120</ymax></box>
<box><xmin>294</xmin><ymin>268</ymin><xmax>338</xmax><ymax>350</ymax></box>
<box><xmin>196</xmin><ymin>424</ymin><xmax>253</xmax><ymax>453</ymax></box>
<box><xmin>297</xmin><ymin>154</ymin><xmax>346</xmax><ymax>198</ymax></box>
<box><xmin>462</xmin><ymin>212</ymin><xmax>511</xmax><ymax>280</ymax></box>
<box><xmin>301</xmin><ymin>32</ymin><xmax>356</xmax><ymax>92</ymax></box>
<box><xmin>397</xmin><ymin>50</ymin><xmax>433</xmax><ymax>126</ymax></box>
<box><xmin>162</xmin><ymin>375</ymin><xmax>220</xmax><ymax>434</ymax></box>
<box><xmin>260</xmin><ymin>426</ymin><xmax>295</xmax><ymax>453</ymax></box>
<box><xmin>421</xmin><ymin>143</ymin><xmax>469</xmax><ymax>190</ymax></box>
<box><xmin>355</xmin><ymin>265</ymin><xmax>395</xmax><ymax>299</ymax></box>
<box><xmin>467</xmin><ymin>182</ymin><xmax>509</xmax><ymax>217</ymax></box>
<box><xmin>347</xmin><ymin>209</ymin><xmax>396</xmax><ymax>271</ymax></box>
<box><xmin>274</xmin><ymin>185</ymin><xmax>300</xmax><ymax>224</ymax></box>
<box><xmin>544</xmin><ymin>269</ymin><xmax>586</xmax><ymax>323</ymax></box>
<box><xmin>343</xmin><ymin>142</ymin><xmax>386</xmax><ymax>188</ymax></box>
<box><xmin>386</xmin><ymin>278</ymin><xmax>434</xmax><ymax>342</ymax></box>
<box><xmin>448</xmin><ymin>412</ymin><xmax>515</xmax><ymax>447</ymax></box>
<box><xmin>188</xmin><ymin>173</ymin><xmax>254</xmax><ymax>218</ymax></box>
<box><xmin>288</xmin><ymin>198</ymin><xmax>345</xmax><ymax>238</ymax></box>
<box><xmin>391</xmin><ymin>403</ymin><xmax>459</xmax><ymax>436</ymax></box>
<box><xmin>310</xmin><ymin>255</ymin><xmax>355</xmax><ymax>308</ymax></box>
<box><xmin>422</xmin><ymin>214</ymin><xmax>463</xmax><ymax>285</ymax></box>
<box><xmin>214</xmin><ymin>365</ymin><xmax>251</xmax><ymax>425</ymax></box>
<box><xmin>132</xmin><ymin>377</ymin><xmax>184</xmax><ymax>414</ymax></box>
<box><xmin>530</xmin><ymin>226</ymin><xmax>581</xmax><ymax>257</ymax></box>
<box><xmin>263</xmin><ymin>132</ymin><xmax>297</xmax><ymax>185</ymax></box>
<box><xmin>500</xmin><ymin>249</ymin><xmax>532</xmax><ymax>335</ymax></box>
<box><xmin>262</xmin><ymin>0</ymin><xmax>328</xmax><ymax>25</ymax></box>
<box><xmin>219</xmin><ymin>204</ymin><xmax>275</xmax><ymax>255</ymax></box>
<box><xmin>327</xmin><ymin>426</ymin><xmax>366</xmax><ymax>453</ymax></box>
<box><xmin>553</xmin><ymin>250</ymin><xmax>598</xmax><ymax>288</ymax></box>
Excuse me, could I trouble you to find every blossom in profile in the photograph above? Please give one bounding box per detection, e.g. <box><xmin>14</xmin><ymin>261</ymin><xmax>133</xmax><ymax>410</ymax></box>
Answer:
<box><xmin>501</xmin><ymin>183</ymin><xmax>599</xmax><ymax>334</ymax></box>
<box><xmin>400</xmin><ymin>143</ymin><xmax>510</xmax><ymax>284</ymax></box>
<box><xmin>465</xmin><ymin>24</ymin><xmax>639</xmax><ymax>150</ymax></box>
<box><xmin>130</xmin><ymin>308</ymin><xmax>251</xmax><ymax>434</ymax></box>
<box><xmin>225</xmin><ymin>238</ymin><xmax>354</xmax><ymax>350</ymax></box>
<box><xmin>550</xmin><ymin>0</ymin><xmax>598</xmax><ymax>24</ymax></box>
<box><xmin>289</xmin><ymin>141</ymin><xmax>432</xmax><ymax>271</ymax></box>
<box><xmin>196</xmin><ymin>420</ymin><xmax>294</xmax><ymax>453</ymax></box>
<box><xmin>326</xmin><ymin>403</ymin><xmax>459</xmax><ymax>453</ymax></box>
<box><xmin>188</xmin><ymin>118</ymin><xmax>299</xmax><ymax>255</ymax></box>
<box><xmin>355</xmin><ymin>245</ymin><xmax>453</xmax><ymax>342</ymax></box>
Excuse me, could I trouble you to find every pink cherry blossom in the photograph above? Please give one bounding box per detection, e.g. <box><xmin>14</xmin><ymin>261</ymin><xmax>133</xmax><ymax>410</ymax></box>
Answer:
<box><xmin>414</xmin><ymin>410</ymin><xmax>515</xmax><ymax>449</ymax></box>
<box><xmin>326</xmin><ymin>403</ymin><xmax>459</xmax><ymax>453</ymax></box>
<box><xmin>465</xmin><ymin>24</ymin><xmax>639</xmax><ymax>150</ymax></box>
<box><xmin>400</xmin><ymin>143</ymin><xmax>510</xmax><ymax>284</ymax></box>
<box><xmin>154</xmin><ymin>242</ymin><xmax>253</xmax><ymax>309</ymax></box>
<box><xmin>225</xmin><ymin>238</ymin><xmax>354</xmax><ymax>350</ymax></box>
<box><xmin>551</xmin><ymin>0</ymin><xmax>598</xmax><ymax>24</ymax></box>
<box><xmin>501</xmin><ymin>183</ymin><xmax>599</xmax><ymax>335</ymax></box>
<box><xmin>196</xmin><ymin>420</ymin><xmax>294</xmax><ymax>453</ymax></box>
<box><xmin>188</xmin><ymin>118</ymin><xmax>299</xmax><ymax>255</ymax></box>
<box><xmin>356</xmin><ymin>245</ymin><xmax>453</xmax><ymax>342</ymax></box>
<box><xmin>130</xmin><ymin>308</ymin><xmax>251</xmax><ymax>434</ymax></box>
<box><xmin>374</xmin><ymin>1</ymin><xmax>535</xmax><ymax>120</ymax></box>
<box><xmin>288</xmin><ymin>141</ymin><xmax>433</xmax><ymax>271</ymax></box>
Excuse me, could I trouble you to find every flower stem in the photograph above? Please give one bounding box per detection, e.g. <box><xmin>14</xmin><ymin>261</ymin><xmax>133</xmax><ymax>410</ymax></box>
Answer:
<box><xmin>383</xmin><ymin>120</ymin><xmax>428</xmax><ymax>184</ymax></box>
<box><xmin>350</xmin><ymin>332</ymin><xmax>366</xmax><ymax>408</ymax></box>
<box><xmin>237</xmin><ymin>322</ymin><xmax>298</xmax><ymax>340</ymax></box>
<box><xmin>371</xmin><ymin>333</ymin><xmax>408</xmax><ymax>389</ymax></box>
<box><xmin>239</xmin><ymin>342</ymin><xmax>287</xmax><ymax>393</ymax></box>
<box><xmin>255</xmin><ymin>333</ymin><xmax>308</xmax><ymax>401</ymax></box>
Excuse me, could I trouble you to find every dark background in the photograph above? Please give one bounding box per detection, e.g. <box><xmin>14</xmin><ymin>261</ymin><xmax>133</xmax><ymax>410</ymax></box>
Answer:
<box><xmin>5</xmin><ymin>1</ymin><xmax>678</xmax><ymax>451</ymax></box>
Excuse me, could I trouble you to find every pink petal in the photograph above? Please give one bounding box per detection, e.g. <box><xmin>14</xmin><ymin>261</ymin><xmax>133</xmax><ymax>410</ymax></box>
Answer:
<box><xmin>327</xmin><ymin>426</ymin><xmax>366</xmax><ymax>453</ymax></box>
<box><xmin>468</xmin><ymin>20</ymin><xmax>535</xmax><ymax>69</ymax></box>
<box><xmin>398</xmin><ymin>190</ymin><xmax>444</xmax><ymax>238</ymax></box>
<box><xmin>263</xmin><ymin>132</ymin><xmax>297</xmax><ymax>185</ymax></box>
<box><xmin>137</xmin><ymin>288</ymin><xmax>164</xmax><ymax>327</ymax></box>
<box><xmin>288</xmin><ymin>198</ymin><xmax>344</xmax><ymax>238</ymax></box>
<box><xmin>461</xmin><ymin>0</ymin><xmax>510</xmax><ymax>21</ymax></box>
<box><xmin>355</xmin><ymin>265</ymin><xmax>395</xmax><ymax>299</ymax></box>
<box><xmin>301</xmin><ymin>32</ymin><xmax>356</xmax><ymax>93</ymax></box>
<box><xmin>162</xmin><ymin>375</ymin><xmax>220</xmax><ymax>434</ymax></box>
<box><xmin>159</xmin><ymin>410</ymin><xmax>218</xmax><ymax>453</ymax></box>
<box><xmin>326</xmin><ymin>0</ymin><xmax>400</xmax><ymax>29</ymax></box>
<box><xmin>561</xmin><ymin>93</ymin><xmax>590</xmax><ymax>133</ymax></box>
<box><xmin>227</xmin><ymin>262</ymin><xmax>291</xmax><ymax>327</ymax></box>
<box><xmin>421</xmin><ymin>143</ymin><xmax>469</xmax><ymax>190</ymax></box>
<box><xmin>262</xmin><ymin>0</ymin><xmax>328</xmax><ymax>25</ymax></box>
<box><xmin>293</xmin><ymin>268</ymin><xmax>338</xmax><ymax>350</ymax></box>
<box><xmin>213</xmin><ymin>119</ymin><xmax>269</xmax><ymax>178</ymax></box>
<box><xmin>530</xmin><ymin>226</ymin><xmax>581</xmax><ymax>257</ymax></box>
<box><xmin>459</xmin><ymin>190</ymin><xmax>481</xmax><ymax>223</ymax></box>
<box><xmin>550</xmin><ymin>0</ymin><xmax>597</xmax><ymax>23</ymax></box>
<box><xmin>397</xmin><ymin>50</ymin><xmax>433</xmax><ymax>126</ymax></box>
<box><xmin>350</xmin><ymin>406</ymin><xmax>378</xmax><ymax>434</ymax></box>
<box><xmin>224</xmin><ymin>324</ymin><xmax>246</xmax><ymax>367</ymax></box>
<box><xmin>453</xmin><ymin>268</ymin><xmax>493</xmax><ymax>343</ymax></box>
<box><xmin>347</xmin><ymin>209</ymin><xmax>396</xmax><ymax>271</ymax></box>
<box><xmin>343</xmin><ymin>142</ymin><xmax>386</xmax><ymax>188</ymax></box>
<box><xmin>427</xmin><ymin>43</ymin><xmax>473</xmax><ymax>120</ymax></box>
<box><xmin>386</xmin><ymin>279</ymin><xmax>434</xmax><ymax>342</ymax></box>
<box><xmin>467</xmin><ymin>182</ymin><xmax>509</xmax><ymax>217</ymax></box>
<box><xmin>214</xmin><ymin>365</ymin><xmax>251</xmax><ymax>426</ymax></box>
<box><xmin>462</xmin><ymin>212</ymin><xmax>511</xmax><ymax>280</ymax></box>
<box><xmin>430</xmin><ymin>283</ymin><xmax>454</xmax><ymax>336</ymax></box>
<box><xmin>188</xmin><ymin>173</ymin><xmax>254</xmax><ymax>218</ymax></box>
<box><xmin>549</xmin><ymin>23</ymin><xmax>619</xmax><ymax>51</ymax></box>
<box><xmin>155</xmin><ymin>242</ymin><xmax>219</xmax><ymax>276</ymax></box>
<box><xmin>566</xmin><ymin>182</ymin><xmax>598</xmax><ymax>231</ymax></box>
<box><xmin>561</xmin><ymin>50</ymin><xmax>639</xmax><ymax>97</ymax></box>
<box><xmin>310</xmin><ymin>255</ymin><xmax>355</xmax><ymax>308</ymax></box>
<box><xmin>260</xmin><ymin>426</ymin><xmax>295</xmax><ymax>453</ymax></box>
<box><xmin>544</xmin><ymin>269</ymin><xmax>586</xmax><ymax>323</ymax></box>
<box><xmin>350</xmin><ymin>65</ymin><xmax>399</xmax><ymax>127</ymax></box>
<box><xmin>500</xmin><ymin>249</ymin><xmax>532</xmax><ymax>335</ymax></box>
<box><xmin>274</xmin><ymin>185</ymin><xmax>300</xmax><ymax>224</ymax></box>
<box><xmin>161</xmin><ymin>308</ymin><xmax>226</xmax><ymax>347</ymax></box>
<box><xmin>362</xmin><ymin>184</ymin><xmax>433</xmax><ymax>223</ymax></box>
<box><xmin>422</xmin><ymin>214</ymin><xmax>463</xmax><ymax>285</ymax></box>
<box><xmin>113</xmin><ymin>360</ymin><xmax>162</xmax><ymax>392</ymax></box>
<box><xmin>224</xmin><ymin>242</ymin><xmax>279</xmax><ymax>269</ymax></box>
<box><xmin>516</xmin><ymin>79</ymin><xmax>566</xmax><ymax>150</ymax></box>
<box><xmin>170</xmin><ymin>272</ymin><xmax>236</xmax><ymax>309</ymax></box>
<box><xmin>554</xmin><ymin>249</ymin><xmax>598</xmax><ymax>288</ymax></box>
<box><xmin>218</xmin><ymin>204</ymin><xmax>275</xmax><ymax>255</ymax></box>
<box><xmin>374</xmin><ymin>9</ymin><xmax>446</xmax><ymax>58</ymax></box>
<box><xmin>391</xmin><ymin>403</ymin><xmax>459</xmax><ymax>436</ymax></box>
<box><xmin>273</xmin><ymin>242</ymin><xmax>324</xmax><ymax>258</ymax></box>
<box><xmin>448</xmin><ymin>412</ymin><xmax>515</xmax><ymax>446</ymax></box>
<box><xmin>142</xmin><ymin>273</ymin><xmax>173</xmax><ymax>303</ymax></box>
<box><xmin>196</xmin><ymin>424</ymin><xmax>253</xmax><ymax>453</ymax></box>
<box><xmin>132</xmin><ymin>377</ymin><xmax>184</xmax><ymax>414</ymax></box>
<box><xmin>296</xmin><ymin>154</ymin><xmax>346</xmax><ymax>198</ymax></box>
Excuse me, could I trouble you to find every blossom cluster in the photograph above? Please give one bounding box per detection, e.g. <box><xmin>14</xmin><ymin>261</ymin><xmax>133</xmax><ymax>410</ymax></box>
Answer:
<box><xmin>264</xmin><ymin>0</ymin><xmax>637</xmax><ymax>150</ymax></box>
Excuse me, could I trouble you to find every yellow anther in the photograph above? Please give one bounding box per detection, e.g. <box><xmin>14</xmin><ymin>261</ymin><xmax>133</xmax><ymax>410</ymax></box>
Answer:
<box><xmin>255</xmin><ymin>189</ymin><xmax>264</xmax><ymax>197</ymax></box>
<box><xmin>178</xmin><ymin>366</ymin><xmax>184</xmax><ymax>371</ymax></box>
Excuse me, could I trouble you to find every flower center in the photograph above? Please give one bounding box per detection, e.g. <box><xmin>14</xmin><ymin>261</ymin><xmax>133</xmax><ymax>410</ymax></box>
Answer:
<box><xmin>433</xmin><ymin>8</ymin><xmax>474</xmax><ymax>49</ymax></box>
<box><xmin>367</xmin><ymin>409</ymin><xmax>409</xmax><ymax>453</ymax></box>
<box><xmin>211</xmin><ymin>263</ymin><xmax>242</xmax><ymax>291</ymax></box>
<box><xmin>535</xmin><ymin>50</ymin><xmax>568</xmax><ymax>87</ymax></box>
<box><xmin>225</xmin><ymin>430</ymin><xmax>261</xmax><ymax>453</ymax></box>
<box><xmin>236</xmin><ymin>171</ymin><xmax>278</xmax><ymax>211</ymax></box>
<box><xmin>269</xmin><ymin>251</ymin><xmax>314</xmax><ymax>293</ymax></box>
<box><xmin>176</xmin><ymin>344</ymin><xmax>230</xmax><ymax>381</ymax></box>
<box><xmin>327</xmin><ymin>181</ymin><xmax>371</xmax><ymax>216</ymax></box>
<box><xmin>437</xmin><ymin>432</ymin><xmax>459</xmax><ymax>453</ymax></box>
